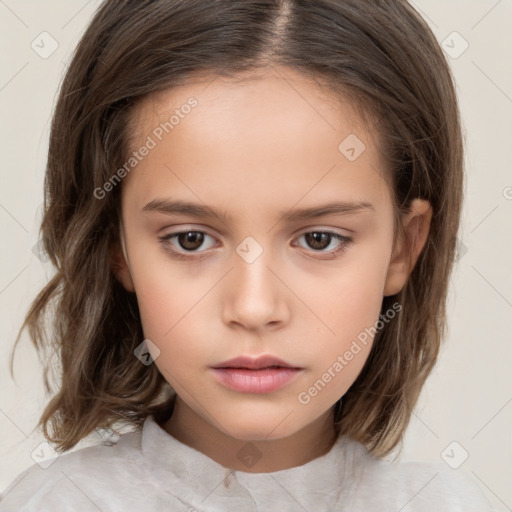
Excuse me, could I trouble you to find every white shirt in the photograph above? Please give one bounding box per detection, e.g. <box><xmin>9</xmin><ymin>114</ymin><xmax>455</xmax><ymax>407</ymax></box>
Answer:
<box><xmin>0</xmin><ymin>415</ymin><xmax>493</xmax><ymax>511</ymax></box>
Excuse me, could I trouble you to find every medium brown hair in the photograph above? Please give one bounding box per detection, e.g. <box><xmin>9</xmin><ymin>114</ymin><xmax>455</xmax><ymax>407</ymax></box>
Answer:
<box><xmin>10</xmin><ymin>0</ymin><xmax>463</xmax><ymax>456</ymax></box>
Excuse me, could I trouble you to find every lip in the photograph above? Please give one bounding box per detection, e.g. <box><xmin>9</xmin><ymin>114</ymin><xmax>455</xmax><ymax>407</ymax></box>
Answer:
<box><xmin>211</xmin><ymin>355</ymin><xmax>299</xmax><ymax>370</ymax></box>
<box><xmin>210</xmin><ymin>355</ymin><xmax>303</xmax><ymax>394</ymax></box>
<box><xmin>211</xmin><ymin>367</ymin><xmax>302</xmax><ymax>393</ymax></box>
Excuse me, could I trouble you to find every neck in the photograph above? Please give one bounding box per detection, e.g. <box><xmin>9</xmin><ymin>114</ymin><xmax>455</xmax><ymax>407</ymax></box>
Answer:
<box><xmin>161</xmin><ymin>397</ymin><xmax>338</xmax><ymax>473</ymax></box>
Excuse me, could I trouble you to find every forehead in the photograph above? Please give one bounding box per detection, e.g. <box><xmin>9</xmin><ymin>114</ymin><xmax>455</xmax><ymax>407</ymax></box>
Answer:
<box><xmin>122</xmin><ymin>66</ymin><xmax>391</xmax><ymax>216</ymax></box>
<box><xmin>128</xmin><ymin>66</ymin><xmax>376</xmax><ymax>153</ymax></box>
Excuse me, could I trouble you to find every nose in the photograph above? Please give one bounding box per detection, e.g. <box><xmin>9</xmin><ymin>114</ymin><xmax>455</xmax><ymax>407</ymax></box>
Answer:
<box><xmin>222</xmin><ymin>242</ymin><xmax>290</xmax><ymax>332</ymax></box>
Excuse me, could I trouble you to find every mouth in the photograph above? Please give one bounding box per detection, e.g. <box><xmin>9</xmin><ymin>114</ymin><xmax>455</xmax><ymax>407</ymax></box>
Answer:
<box><xmin>210</xmin><ymin>355</ymin><xmax>303</xmax><ymax>393</ymax></box>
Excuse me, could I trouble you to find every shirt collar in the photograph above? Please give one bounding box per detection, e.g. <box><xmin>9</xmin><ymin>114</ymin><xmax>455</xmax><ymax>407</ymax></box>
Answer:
<box><xmin>140</xmin><ymin>414</ymin><xmax>357</xmax><ymax>511</ymax></box>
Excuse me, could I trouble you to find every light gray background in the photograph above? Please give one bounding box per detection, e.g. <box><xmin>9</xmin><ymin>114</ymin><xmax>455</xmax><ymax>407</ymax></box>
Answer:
<box><xmin>1</xmin><ymin>1</ymin><xmax>511</xmax><ymax>509</ymax></box>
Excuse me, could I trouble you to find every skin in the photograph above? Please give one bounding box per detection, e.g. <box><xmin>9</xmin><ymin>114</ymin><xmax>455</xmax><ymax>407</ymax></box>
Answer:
<box><xmin>112</xmin><ymin>65</ymin><xmax>432</xmax><ymax>473</ymax></box>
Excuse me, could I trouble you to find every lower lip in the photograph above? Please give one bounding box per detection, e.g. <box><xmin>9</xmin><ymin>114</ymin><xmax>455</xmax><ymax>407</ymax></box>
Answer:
<box><xmin>210</xmin><ymin>367</ymin><xmax>302</xmax><ymax>393</ymax></box>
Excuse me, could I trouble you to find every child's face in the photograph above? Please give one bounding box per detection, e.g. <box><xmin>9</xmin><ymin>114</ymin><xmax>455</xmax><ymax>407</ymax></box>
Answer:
<box><xmin>117</xmin><ymin>66</ymin><xmax>403</xmax><ymax>441</ymax></box>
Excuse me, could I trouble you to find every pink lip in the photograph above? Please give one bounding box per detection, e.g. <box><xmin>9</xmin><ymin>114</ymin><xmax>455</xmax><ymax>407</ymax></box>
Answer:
<box><xmin>211</xmin><ymin>355</ymin><xmax>299</xmax><ymax>370</ymax></box>
<box><xmin>211</xmin><ymin>367</ymin><xmax>302</xmax><ymax>393</ymax></box>
<box><xmin>210</xmin><ymin>355</ymin><xmax>303</xmax><ymax>394</ymax></box>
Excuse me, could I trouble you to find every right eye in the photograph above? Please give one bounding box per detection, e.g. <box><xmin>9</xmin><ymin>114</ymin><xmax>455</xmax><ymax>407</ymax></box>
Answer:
<box><xmin>159</xmin><ymin>230</ymin><xmax>218</xmax><ymax>259</ymax></box>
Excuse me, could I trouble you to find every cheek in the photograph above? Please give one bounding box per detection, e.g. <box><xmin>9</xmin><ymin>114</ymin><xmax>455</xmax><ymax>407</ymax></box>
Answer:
<box><xmin>136</xmin><ymin>279</ymin><xmax>194</xmax><ymax>339</ymax></box>
<box><xmin>134</xmin><ymin>276</ymin><xmax>207</xmax><ymax>391</ymax></box>
<box><xmin>293</xmin><ymin>286</ymin><xmax>379</xmax><ymax>419</ymax></box>
<box><xmin>129</xmin><ymin>244</ymin><xmax>212</xmax><ymax>336</ymax></box>
<box><xmin>129</xmin><ymin>251</ymin><xmax>220</xmax><ymax>384</ymax></box>
<box><xmin>292</xmin><ymin>244</ymin><xmax>391</xmax><ymax>397</ymax></box>
<box><xmin>294</xmin><ymin>249</ymin><xmax>390</xmax><ymax>343</ymax></box>
<box><xmin>333</xmin><ymin>264</ymin><xmax>386</xmax><ymax>336</ymax></box>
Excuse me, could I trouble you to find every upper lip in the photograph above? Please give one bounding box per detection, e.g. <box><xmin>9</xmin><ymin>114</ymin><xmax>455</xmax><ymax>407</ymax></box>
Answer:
<box><xmin>211</xmin><ymin>355</ymin><xmax>300</xmax><ymax>370</ymax></box>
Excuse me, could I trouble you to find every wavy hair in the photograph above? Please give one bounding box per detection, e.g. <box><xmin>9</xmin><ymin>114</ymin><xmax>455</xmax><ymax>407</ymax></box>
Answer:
<box><xmin>10</xmin><ymin>0</ymin><xmax>463</xmax><ymax>456</ymax></box>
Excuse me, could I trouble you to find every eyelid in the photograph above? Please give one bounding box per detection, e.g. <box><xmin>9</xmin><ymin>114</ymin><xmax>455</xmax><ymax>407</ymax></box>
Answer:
<box><xmin>293</xmin><ymin>225</ymin><xmax>352</xmax><ymax>237</ymax></box>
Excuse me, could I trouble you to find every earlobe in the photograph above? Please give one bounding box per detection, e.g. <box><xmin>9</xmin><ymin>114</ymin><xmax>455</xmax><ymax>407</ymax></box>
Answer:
<box><xmin>383</xmin><ymin>198</ymin><xmax>432</xmax><ymax>297</ymax></box>
<box><xmin>110</xmin><ymin>239</ymin><xmax>135</xmax><ymax>293</ymax></box>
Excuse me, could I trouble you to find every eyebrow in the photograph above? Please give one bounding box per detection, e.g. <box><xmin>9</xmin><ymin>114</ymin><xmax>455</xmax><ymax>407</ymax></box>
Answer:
<box><xmin>141</xmin><ymin>198</ymin><xmax>374</xmax><ymax>223</ymax></box>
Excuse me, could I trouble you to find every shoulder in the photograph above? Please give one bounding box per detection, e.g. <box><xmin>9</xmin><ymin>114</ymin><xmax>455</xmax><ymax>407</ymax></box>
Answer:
<box><xmin>376</xmin><ymin>460</ymin><xmax>493</xmax><ymax>511</ymax></box>
<box><xmin>343</xmin><ymin>440</ymin><xmax>493</xmax><ymax>511</ymax></box>
<box><xmin>0</xmin><ymin>429</ymin><xmax>147</xmax><ymax>511</ymax></box>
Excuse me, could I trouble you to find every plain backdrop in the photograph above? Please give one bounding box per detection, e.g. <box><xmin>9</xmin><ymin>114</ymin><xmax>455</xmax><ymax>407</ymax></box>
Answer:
<box><xmin>1</xmin><ymin>1</ymin><xmax>511</xmax><ymax>510</ymax></box>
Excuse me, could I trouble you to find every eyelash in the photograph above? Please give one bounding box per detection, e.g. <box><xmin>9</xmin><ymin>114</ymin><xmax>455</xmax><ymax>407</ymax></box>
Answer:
<box><xmin>158</xmin><ymin>229</ymin><xmax>353</xmax><ymax>261</ymax></box>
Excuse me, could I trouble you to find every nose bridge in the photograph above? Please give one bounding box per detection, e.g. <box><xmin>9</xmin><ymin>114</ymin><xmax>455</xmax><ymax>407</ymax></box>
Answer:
<box><xmin>223</xmin><ymin>236</ymin><xmax>288</xmax><ymax>330</ymax></box>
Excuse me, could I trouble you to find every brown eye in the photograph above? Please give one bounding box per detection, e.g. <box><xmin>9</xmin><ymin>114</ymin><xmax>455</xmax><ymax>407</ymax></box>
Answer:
<box><xmin>304</xmin><ymin>232</ymin><xmax>332</xmax><ymax>250</ymax></box>
<box><xmin>177</xmin><ymin>231</ymin><xmax>204</xmax><ymax>250</ymax></box>
<box><xmin>159</xmin><ymin>230</ymin><xmax>217</xmax><ymax>259</ymax></box>
<box><xmin>294</xmin><ymin>231</ymin><xmax>353</xmax><ymax>257</ymax></box>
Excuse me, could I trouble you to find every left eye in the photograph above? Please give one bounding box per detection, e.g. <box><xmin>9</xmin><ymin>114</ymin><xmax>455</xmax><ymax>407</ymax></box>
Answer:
<box><xmin>295</xmin><ymin>231</ymin><xmax>351</xmax><ymax>253</ymax></box>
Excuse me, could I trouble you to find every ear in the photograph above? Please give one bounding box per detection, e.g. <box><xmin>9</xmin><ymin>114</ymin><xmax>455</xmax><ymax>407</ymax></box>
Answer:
<box><xmin>110</xmin><ymin>239</ymin><xmax>135</xmax><ymax>293</ymax></box>
<box><xmin>383</xmin><ymin>198</ymin><xmax>432</xmax><ymax>296</ymax></box>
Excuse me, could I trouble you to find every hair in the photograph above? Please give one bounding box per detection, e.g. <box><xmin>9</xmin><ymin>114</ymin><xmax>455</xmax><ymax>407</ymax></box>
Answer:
<box><xmin>10</xmin><ymin>0</ymin><xmax>463</xmax><ymax>457</ymax></box>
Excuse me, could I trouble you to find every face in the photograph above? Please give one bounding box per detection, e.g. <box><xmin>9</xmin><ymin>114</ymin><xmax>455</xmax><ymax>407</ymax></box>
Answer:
<box><xmin>116</xmin><ymin>66</ymin><xmax>406</xmax><ymax>442</ymax></box>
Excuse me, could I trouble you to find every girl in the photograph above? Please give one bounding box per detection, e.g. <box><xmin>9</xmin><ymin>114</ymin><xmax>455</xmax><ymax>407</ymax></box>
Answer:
<box><xmin>1</xmin><ymin>0</ymin><xmax>493</xmax><ymax>510</ymax></box>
